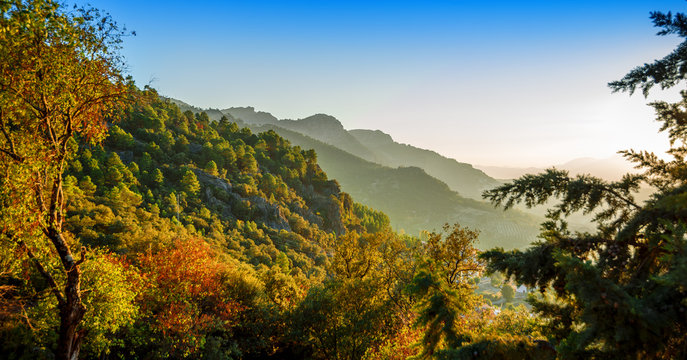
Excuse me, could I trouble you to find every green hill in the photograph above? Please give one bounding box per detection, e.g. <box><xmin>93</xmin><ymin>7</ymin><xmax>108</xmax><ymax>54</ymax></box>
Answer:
<box><xmin>63</xmin><ymin>91</ymin><xmax>395</xmax><ymax>276</ymax></box>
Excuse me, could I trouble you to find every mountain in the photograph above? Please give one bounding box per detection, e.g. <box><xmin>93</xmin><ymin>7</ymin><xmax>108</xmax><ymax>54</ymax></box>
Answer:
<box><xmin>223</xmin><ymin>106</ymin><xmax>502</xmax><ymax>200</ymax></box>
<box><xmin>349</xmin><ymin>129</ymin><xmax>501</xmax><ymax>200</ymax></box>
<box><xmin>224</xmin><ymin>109</ymin><xmax>380</xmax><ymax>163</ymax></box>
<box><xmin>247</xmin><ymin>123</ymin><xmax>541</xmax><ymax>250</ymax></box>
<box><xmin>277</xmin><ymin>114</ymin><xmax>380</xmax><ymax>161</ymax></box>
<box><xmin>166</xmin><ymin>102</ymin><xmax>544</xmax><ymax>249</ymax></box>
<box><xmin>65</xmin><ymin>96</ymin><xmax>375</xmax><ymax>262</ymax></box>
<box><xmin>222</xmin><ymin>106</ymin><xmax>278</xmax><ymax>124</ymax></box>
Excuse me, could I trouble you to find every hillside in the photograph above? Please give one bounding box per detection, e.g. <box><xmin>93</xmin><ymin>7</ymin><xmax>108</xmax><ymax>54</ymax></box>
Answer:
<box><xmin>248</xmin><ymin>123</ymin><xmax>541</xmax><ymax>249</ymax></box>
<box><xmin>64</xmin><ymin>90</ymin><xmax>396</xmax><ymax>282</ymax></box>
<box><xmin>349</xmin><ymin>129</ymin><xmax>502</xmax><ymax>200</ymax></box>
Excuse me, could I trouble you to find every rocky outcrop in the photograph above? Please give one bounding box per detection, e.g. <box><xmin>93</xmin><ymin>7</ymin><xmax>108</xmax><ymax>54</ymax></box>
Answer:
<box><xmin>193</xmin><ymin>168</ymin><xmax>291</xmax><ymax>231</ymax></box>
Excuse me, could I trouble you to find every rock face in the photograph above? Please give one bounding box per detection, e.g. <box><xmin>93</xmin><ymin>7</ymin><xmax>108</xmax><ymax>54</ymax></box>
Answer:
<box><xmin>193</xmin><ymin>168</ymin><xmax>292</xmax><ymax>231</ymax></box>
<box><xmin>248</xmin><ymin>195</ymin><xmax>291</xmax><ymax>230</ymax></box>
<box><xmin>192</xmin><ymin>167</ymin><xmax>349</xmax><ymax>234</ymax></box>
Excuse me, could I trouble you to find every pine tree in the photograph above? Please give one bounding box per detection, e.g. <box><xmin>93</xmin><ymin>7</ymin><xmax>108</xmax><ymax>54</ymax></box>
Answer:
<box><xmin>480</xmin><ymin>8</ymin><xmax>687</xmax><ymax>358</ymax></box>
<box><xmin>205</xmin><ymin>160</ymin><xmax>219</xmax><ymax>176</ymax></box>
<box><xmin>153</xmin><ymin>168</ymin><xmax>164</xmax><ymax>187</ymax></box>
<box><xmin>180</xmin><ymin>169</ymin><xmax>201</xmax><ymax>196</ymax></box>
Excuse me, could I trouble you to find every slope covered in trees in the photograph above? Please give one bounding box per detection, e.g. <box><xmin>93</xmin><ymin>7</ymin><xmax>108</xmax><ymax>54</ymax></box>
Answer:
<box><xmin>1</xmin><ymin>85</ymin><xmax>543</xmax><ymax>359</ymax></box>
<box><xmin>0</xmin><ymin>82</ymin><xmax>397</xmax><ymax>358</ymax></box>
<box><xmin>4</xmin><ymin>1</ymin><xmax>686</xmax><ymax>359</ymax></box>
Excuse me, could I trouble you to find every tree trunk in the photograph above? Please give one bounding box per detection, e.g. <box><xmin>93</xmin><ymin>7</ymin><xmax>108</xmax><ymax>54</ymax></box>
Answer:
<box><xmin>48</xmin><ymin>228</ymin><xmax>87</xmax><ymax>360</ymax></box>
<box><xmin>56</xmin><ymin>276</ymin><xmax>86</xmax><ymax>360</ymax></box>
<box><xmin>57</xmin><ymin>303</ymin><xmax>85</xmax><ymax>360</ymax></box>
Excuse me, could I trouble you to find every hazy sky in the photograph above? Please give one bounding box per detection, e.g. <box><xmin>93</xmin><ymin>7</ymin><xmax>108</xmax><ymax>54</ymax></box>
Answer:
<box><xmin>82</xmin><ymin>0</ymin><xmax>686</xmax><ymax>167</ymax></box>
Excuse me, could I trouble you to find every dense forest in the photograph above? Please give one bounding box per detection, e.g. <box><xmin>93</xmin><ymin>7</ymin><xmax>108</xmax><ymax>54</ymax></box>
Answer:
<box><xmin>1</xmin><ymin>1</ymin><xmax>687</xmax><ymax>360</ymax></box>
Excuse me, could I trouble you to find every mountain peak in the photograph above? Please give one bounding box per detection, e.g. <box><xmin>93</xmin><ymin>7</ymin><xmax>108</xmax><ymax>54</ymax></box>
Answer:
<box><xmin>222</xmin><ymin>107</ymin><xmax>279</xmax><ymax>125</ymax></box>
<box><xmin>295</xmin><ymin>114</ymin><xmax>344</xmax><ymax>130</ymax></box>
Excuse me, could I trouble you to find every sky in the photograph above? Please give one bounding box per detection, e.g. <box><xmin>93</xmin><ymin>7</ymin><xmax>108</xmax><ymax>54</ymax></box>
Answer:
<box><xmin>80</xmin><ymin>0</ymin><xmax>687</xmax><ymax>167</ymax></box>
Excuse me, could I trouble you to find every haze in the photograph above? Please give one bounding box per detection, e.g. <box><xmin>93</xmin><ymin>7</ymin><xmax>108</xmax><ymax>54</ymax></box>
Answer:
<box><xmin>83</xmin><ymin>0</ymin><xmax>685</xmax><ymax>167</ymax></box>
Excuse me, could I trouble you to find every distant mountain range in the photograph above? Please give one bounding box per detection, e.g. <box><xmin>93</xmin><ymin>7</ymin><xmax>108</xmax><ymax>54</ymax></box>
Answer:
<box><xmin>476</xmin><ymin>156</ymin><xmax>638</xmax><ymax>182</ymax></box>
<box><xmin>172</xmin><ymin>99</ymin><xmax>636</xmax><ymax>248</ymax></box>
<box><xmin>245</xmin><ymin>122</ymin><xmax>541</xmax><ymax>249</ymax></box>
<box><xmin>218</xmin><ymin>106</ymin><xmax>501</xmax><ymax>201</ymax></box>
<box><xmin>166</xmin><ymin>100</ymin><xmax>543</xmax><ymax>249</ymax></box>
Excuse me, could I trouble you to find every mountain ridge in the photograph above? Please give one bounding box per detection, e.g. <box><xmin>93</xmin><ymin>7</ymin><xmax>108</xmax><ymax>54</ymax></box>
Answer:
<box><xmin>172</xmin><ymin>99</ymin><xmax>545</xmax><ymax>248</ymax></box>
<box><xmin>221</xmin><ymin>105</ymin><xmax>501</xmax><ymax>200</ymax></box>
<box><xmin>244</xmin><ymin>122</ymin><xmax>541</xmax><ymax>249</ymax></box>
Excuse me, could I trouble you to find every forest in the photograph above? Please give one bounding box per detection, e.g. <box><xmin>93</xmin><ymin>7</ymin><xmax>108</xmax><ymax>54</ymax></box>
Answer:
<box><xmin>0</xmin><ymin>1</ymin><xmax>686</xmax><ymax>359</ymax></box>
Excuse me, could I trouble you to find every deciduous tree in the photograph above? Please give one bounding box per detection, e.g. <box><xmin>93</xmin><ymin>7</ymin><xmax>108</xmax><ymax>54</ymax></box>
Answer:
<box><xmin>0</xmin><ymin>1</ymin><xmax>130</xmax><ymax>358</ymax></box>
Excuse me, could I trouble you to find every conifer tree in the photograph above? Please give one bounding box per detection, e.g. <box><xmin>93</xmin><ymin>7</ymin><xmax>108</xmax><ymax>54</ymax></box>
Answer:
<box><xmin>480</xmin><ymin>7</ymin><xmax>687</xmax><ymax>358</ymax></box>
<box><xmin>153</xmin><ymin>168</ymin><xmax>164</xmax><ymax>187</ymax></box>
<box><xmin>205</xmin><ymin>160</ymin><xmax>219</xmax><ymax>176</ymax></box>
<box><xmin>180</xmin><ymin>169</ymin><xmax>201</xmax><ymax>196</ymax></box>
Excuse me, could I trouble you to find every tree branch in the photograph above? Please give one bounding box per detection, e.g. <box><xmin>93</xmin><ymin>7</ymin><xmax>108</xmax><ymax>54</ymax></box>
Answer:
<box><xmin>0</xmin><ymin>108</ymin><xmax>23</xmax><ymax>161</ymax></box>
<box><xmin>601</xmin><ymin>185</ymin><xmax>641</xmax><ymax>210</ymax></box>
<box><xmin>20</xmin><ymin>240</ymin><xmax>65</xmax><ymax>307</ymax></box>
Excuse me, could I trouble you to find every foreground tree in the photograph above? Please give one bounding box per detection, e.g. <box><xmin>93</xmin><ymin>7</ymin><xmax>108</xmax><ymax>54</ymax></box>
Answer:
<box><xmin>407</xmin><ymin>224</ymin><xmax>483</xmax><ymax>359</ymax></box>
<box><xmin>293</xmin><ymin>231</ymin><xmax>407</xmax><ymax>360</ymax></box>
<box><xmin>0</xmin><ymin>1</ymin><xmax>129</xmax><ymax>358</ymax></box>
<box><xmin>481</xmin><ymin>8</ymin><xmax>687</xmax><ymax>359</ymax></box>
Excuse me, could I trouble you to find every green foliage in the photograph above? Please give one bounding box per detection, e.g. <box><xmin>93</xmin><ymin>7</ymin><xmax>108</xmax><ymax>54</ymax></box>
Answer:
<box><xmin>291</xmin><ymin>230</ymin><xmax>417</xmax><ymax>360</ymax></box>
<box><xmin>0</xmin><ymin>0</ymin><xmax>132</xmax><ymax>358</ymax></box>
<box><xmin>407</xmin><ymin>224</ymin><xmax>483</xmax><ymax>359</ymax></box>
<box><xmin>205</xmin><ymin>160</ymin><xmax>219</xmax><ymax>176</ymax></box>
<box><xmin>153</xmin><ymin>168</ymin><xmax>164</xmax><ymax>187</ymax></box>
<box><xmin>423</xmin><ymin>224</ymin><xmax>483</xmax><ymax>290</ymax></box>
<box><xmin>77</xmin><ymin>251</ymin><xmax>141</xmax><ymax>356</ymax></box>
<box><xmin>609</xmin><ymin>10</ymin><xmax>687</xmax><ymax>96</ymax></box>
<box><xmin>408</xmin><ymin>268</ymin><xmax>471</xmax><ymax>359</ymax></box>
<box><xmin>5</xmin><ymin>249</ymin><xmax>140</xmax><ymax>358</ymax></box>
<box><xmin>180</xmin><ymin>169</ymin><xmax>201</xmax><ymax>195</ymax></box>
<box><xmin>500</xmin><ymin>283</ymin><xmax>515</xmax><ymax>303</ymax></box>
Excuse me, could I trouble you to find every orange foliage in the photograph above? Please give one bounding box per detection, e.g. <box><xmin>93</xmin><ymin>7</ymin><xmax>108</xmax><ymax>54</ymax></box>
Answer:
<box><xmin>363</xmin><ymin>324</ymin><xmax>423</xmax><ymax>360</ymax></box>
<box><xmin>138</xmin><ymin>238</ymin><xmax>243</xmax><ymax>355</ymax></box>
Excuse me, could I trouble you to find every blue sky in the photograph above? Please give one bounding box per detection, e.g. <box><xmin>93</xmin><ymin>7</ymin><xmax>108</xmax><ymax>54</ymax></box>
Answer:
<box><xmin>82</xmin><ymin>0</ymin><xmax>687</xmax><ymax>166</ymax></box>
